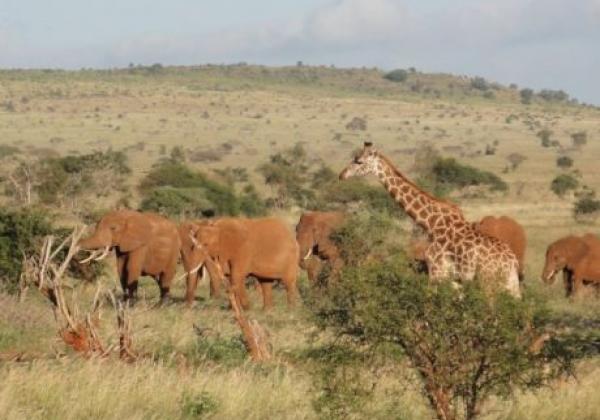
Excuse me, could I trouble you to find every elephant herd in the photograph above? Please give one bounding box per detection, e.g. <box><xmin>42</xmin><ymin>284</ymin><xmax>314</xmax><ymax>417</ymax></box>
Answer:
<box><xmin>77</xmin><ymin>208</ymin><xmax>600</xmax><ymax>309</ymax></box>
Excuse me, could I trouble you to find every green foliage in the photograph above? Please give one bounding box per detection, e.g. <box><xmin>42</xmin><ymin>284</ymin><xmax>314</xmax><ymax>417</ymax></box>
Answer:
<box><xmin>181</xmin><ymin>392</ymin><xmax>219</xmax><ymax>419</ymax></box>
<box><xmin>470</xmin><ymin>77</ymin><xmax>489</xmax><ymax>91</ymax></box>
<box><xmin>556</xmin><ymin>156</ymin><xmax>573</xmax><ymax>169</ymax></box>
<box><xmin>189</xmin><ymin>336</ymin><xmax>248</xmax><ymax>367</ymax></box>
<box><xmin>536</xmin><ymin>129</ymin><xmax>553</xmax><ymax>148</ymax></box>
<box><xmin>140</xmin><ymin>187</ymin><xmax>217</xmax><ymax>218</ymax></box>
<box><xmin>571</xmin><ymin>131</ymin><xmax>588</xmax><ymax>147</ymax></box>
<box><xmin>316</xmin><ymin>179</ymin><xmax>404</xmax><ymax>216</ymax></box>
<box><xmin>574</xmin><ymin>195</ymin><xmax>600</xmax><ymax>219</ymax></box>
<box><xmin>383</xmin><ymin>69</ymin><xmax>409</xmax><ymax>83</ymax></box>
<box><xmin>520</xmin><ymin>88</ymin><xmax>534</xmax><ymax>105</ymax></box>
<box><xmin>551</xmin><ymin>174</ymin><xmax>579</xmax><ymax>197</ymax></box>
<box><xmin>538</xmin><ymin>89</ymin><xmax>569</xmax><ymax>102</ymax></box>
<box><xmin>258</xmin><ymin>143</ymin><xmax>316</xmax><ymax>209</ymax></box>
<box><xmin>432</xmin><ymin>157</ymin><xmax>508</xmax><ymax>192</ymax></box>
<box><xmin>35</xmin><ymin>151</ymin><xmax>130</xmax><ymax>205</ymax></box>
<box><xmin>140</xmin><ymin>161</ymin><xmax>264</xmax><ymax>218</ymax></box>
<box><xmin>0</xmin><ymin>208</ymin><xmax>53</xmax><ymax>293</ymax></box>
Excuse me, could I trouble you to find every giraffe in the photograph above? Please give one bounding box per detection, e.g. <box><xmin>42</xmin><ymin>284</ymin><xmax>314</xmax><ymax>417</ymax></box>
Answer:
<box><xmin>339</xmin><ymin>142</ymin><xmax>521</xmax><ymax>298</ymax></box>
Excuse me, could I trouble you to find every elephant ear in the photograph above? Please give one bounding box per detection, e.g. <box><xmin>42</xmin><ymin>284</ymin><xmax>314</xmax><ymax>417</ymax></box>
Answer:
<box><xmin>566</xmin><ymin>238</ymin><xmax>590</xmax><ymax>270</ymax></box>
<box><xmin>119</xmin><ymin>214</ymin><xmax>153</xmax><ymax>252</ymax></box>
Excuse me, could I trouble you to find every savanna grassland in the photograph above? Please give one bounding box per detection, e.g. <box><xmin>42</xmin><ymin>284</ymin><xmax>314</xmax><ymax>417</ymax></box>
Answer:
<box><xmin>0</xmin><ymin>65</ymin><xmax>599</xmax><ymax>419</ymax></box>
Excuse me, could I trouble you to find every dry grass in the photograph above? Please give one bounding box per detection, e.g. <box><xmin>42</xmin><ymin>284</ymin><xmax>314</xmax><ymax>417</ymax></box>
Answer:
<box><xmin>1</xmin><ymin>67</ymin><xmax>599</xmax><ymax>418</ymax></box>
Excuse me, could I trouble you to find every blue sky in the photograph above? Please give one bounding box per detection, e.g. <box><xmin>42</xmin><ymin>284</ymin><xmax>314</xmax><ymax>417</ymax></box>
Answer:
<box><xmin>1</xmin><ymin>0</ymin><xmax>599</xmax><ymax>104</ymax></box>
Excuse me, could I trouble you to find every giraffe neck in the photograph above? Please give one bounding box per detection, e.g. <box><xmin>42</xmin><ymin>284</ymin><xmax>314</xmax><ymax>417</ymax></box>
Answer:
<box><xmin>373</xmin><ymin>155</ymin><xmax>466</xmax><ymax>235</ymax></box>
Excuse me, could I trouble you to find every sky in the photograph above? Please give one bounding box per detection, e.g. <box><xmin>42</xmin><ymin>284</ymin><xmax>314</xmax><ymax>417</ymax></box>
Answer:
<box><xmin>1</xmin><ymin>0</ymin><xmax>599</xmax><ymax>104</ymax></box>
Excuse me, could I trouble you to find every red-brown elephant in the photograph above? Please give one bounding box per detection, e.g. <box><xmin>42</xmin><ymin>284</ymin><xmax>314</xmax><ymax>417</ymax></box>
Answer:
<box><xmin>179</xmin><ymin>220</ymin><xmax>226</xmax><ymax>305</ymax></box>
<box><xmin>475</xmin><ymin>216</ymin><xmax>527</xmax><ymax>281</ymax></box>
<box><xmin>542</xmin><ymin>234</ymin><xmax>600</xmax><ymax>297</ymax></box>
<box><xmin>78</xmin><ymin>209</ymin><xmax>181</xmax><ymax>304</ymax></box>
<box><xmin>409</xmin><ymin>215</ymin><xmax>527</xmax><ymax>280</ymax></box>
<box><xmin>295</xmin><ymin>211</ymin><xmax>346</xmax><ymax>284</ymax></box>
<box><xmin>183</xmin><ymin>217</ymin><xmax>299</xmax><ymax>310</ymax></box>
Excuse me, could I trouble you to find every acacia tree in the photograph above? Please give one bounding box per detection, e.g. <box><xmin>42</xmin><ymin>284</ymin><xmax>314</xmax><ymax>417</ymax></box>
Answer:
<box><xmin>309</xmin><ymin>215</ymin><xmax>574</xmax><ymax>420</ymax></box>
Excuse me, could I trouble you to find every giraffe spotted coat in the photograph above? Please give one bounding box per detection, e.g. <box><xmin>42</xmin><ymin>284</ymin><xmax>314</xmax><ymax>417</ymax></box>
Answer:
<box><xmin>340</xmin><ymin>142</ymin><xmax>521</xmax><ymax>297</ymax></box>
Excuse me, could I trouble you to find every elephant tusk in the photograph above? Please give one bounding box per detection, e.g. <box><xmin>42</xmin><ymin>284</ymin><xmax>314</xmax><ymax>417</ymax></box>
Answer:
<box><xmin>303</xmin><ymin>247</ymin><xmax>313</xmax><ymax>260</ymax></box>
<box><xmin>94</xmin><ymin>246</ymin><xmax>111</xmax><ymax>261</ymax></box>
<box><xmin>79</xmin><ymin>249</ymin><xmax>101</xmax><ymax>264</ymax></box>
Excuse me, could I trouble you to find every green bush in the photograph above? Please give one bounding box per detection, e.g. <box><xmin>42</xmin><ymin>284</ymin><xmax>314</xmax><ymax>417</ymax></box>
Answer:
<box><xmin>574</xmin><ymin>196</ymin><xmax>600</xmax><ymax>219</ymax></box>
<box><xmin>36</xmin><ymin>151</ymin><xmax>130</xmax><ymax>205</ymax></box>
<box><xmin>258</xmin><ymin>143</ymin><xmax>315</xmax><ymax>209</ymax></box>
<box><xmin>383</xmin><ymin>69</ymin><xmax>409</xmax><ymax>83</ymax></box>
<box><xmin>470</xmin><ymin>77</ymin><xmax>489</xmax><ymax>91</ymax></box>
<box><xmin>181</xmin><ymin>392</ymin><xmax>219</xmax><ymax>418</ymax></box>
<box><xmin>432</xmin><ymin>157</ymin><xmax>508</xmax><ymax>192</ymax></box>
<box><xmin>556</xmin><ymin>156</ymin><xmax>573</xmax><ymax>169</ymax></box>
<box><xmin>0</xmin><ymin>208</ymin><xmax>53</xmax><ymax>293</ymax></box>
<box><xmin>139</xmin><ymin>161</ymin><xmax>263</xmax><ymax>217</ymax></box>
<box><xmin>571</xmin><ymin>131</ymin><xmax>588</xmax><ymax>147</ymax></box>
<box><xmin>520</xmin><ymin>88</ymin><xmax>534</xmax><ymax>105</ymax></box>
<box><xmin>536</xmin><ymin>129</ymin><xmax>553</xmax><ymax>148</ymax></box>
<box><xmin>308</xmin><ymin>215</ymin><xmax>575</xmax><ymax>420</ymax></box>
<box><xmin>550</xmin><ymin>174</ymin><xmax>579</xmax><ymax>197</ymax></box>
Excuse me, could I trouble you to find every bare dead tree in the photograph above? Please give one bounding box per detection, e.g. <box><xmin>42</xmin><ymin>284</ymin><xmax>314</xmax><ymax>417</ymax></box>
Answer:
<box><xmin>21</xmin><ymin>227</ymin><xmax>136</xmax><ymax>361</ymax></box>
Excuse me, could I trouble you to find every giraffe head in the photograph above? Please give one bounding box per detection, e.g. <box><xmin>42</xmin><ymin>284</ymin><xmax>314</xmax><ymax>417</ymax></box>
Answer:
<box><xmin>339</xmin><ymin>142</ymin><xmax>379</xmax><ymax>180</ymax></box>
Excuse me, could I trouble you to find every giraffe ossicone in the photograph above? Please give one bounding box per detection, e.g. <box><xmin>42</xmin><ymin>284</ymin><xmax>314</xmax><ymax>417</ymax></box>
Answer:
<box><xmin>339</xmin><ymin>142</ymin><xmax>521</xmax><ymax>298</ymax></box>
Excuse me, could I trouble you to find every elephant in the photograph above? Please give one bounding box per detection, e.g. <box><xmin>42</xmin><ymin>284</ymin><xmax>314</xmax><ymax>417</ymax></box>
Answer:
<box><xmin>542</xmin><ymin>234</ymin><xmax>600</xmax><ymax>297</ymax></box>
<box><xmin>78</xmin><ymin>209</ymin><xmax>181</xmax><ymax>304</ymax></box>
<box><xmin>179</xmin><ymin>220</ymin><xmax>225</xmax><ymax>305</ymax></box>
<box><xmin>295</xmin><ymin>211</ymin><xmax>345</xmax><ymax>283</ymax></box>
<box><xmin>183</xmin><ymin>217</ymin><xmax>299</xmax><ymax>310</ymax></box>
<box><xmin>475</xmin><ymin>216</ymin><xmax>527</xmax><ymax>281</ymax></box>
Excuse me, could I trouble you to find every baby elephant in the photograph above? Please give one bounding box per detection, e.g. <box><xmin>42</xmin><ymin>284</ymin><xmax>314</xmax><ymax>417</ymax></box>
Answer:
<box><xmin>542</xmin><ymin>234</ymin><xmax>600</xmax><ymax>297</ymax></box>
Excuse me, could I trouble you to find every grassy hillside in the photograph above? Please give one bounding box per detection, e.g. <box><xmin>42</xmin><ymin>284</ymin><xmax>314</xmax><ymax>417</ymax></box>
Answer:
<box><xmin>1</xmin><ymin>65</ymin><xmax>599</xmax><ymax>419</ymax></box>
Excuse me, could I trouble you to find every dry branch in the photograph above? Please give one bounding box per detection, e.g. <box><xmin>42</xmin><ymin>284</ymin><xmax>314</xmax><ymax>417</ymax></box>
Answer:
<box><xmin>21</xmin><ymin>227</ymin><xmax>136</xmax><ymax>361</ymax></box>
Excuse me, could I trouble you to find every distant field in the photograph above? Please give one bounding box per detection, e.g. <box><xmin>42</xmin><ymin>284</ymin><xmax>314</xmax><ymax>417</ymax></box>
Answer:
<box><xmin>1</xmin><ymin>66</ymin><xmax>599</xmax><ymax>419</ymax></box>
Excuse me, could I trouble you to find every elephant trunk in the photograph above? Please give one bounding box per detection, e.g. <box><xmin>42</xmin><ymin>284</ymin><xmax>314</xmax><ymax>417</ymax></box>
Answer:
<box><xmin>78</xmin><ymin>229</ymin><xmax>112</xmax><ymax>250</ymax></box>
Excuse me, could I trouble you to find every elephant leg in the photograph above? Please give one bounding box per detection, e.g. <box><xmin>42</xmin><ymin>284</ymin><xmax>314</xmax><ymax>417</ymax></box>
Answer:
<box><xmin>185</xmin><ymin>272</ymin><xmax>199</xmax><ymax>306</ymax></box>
<box><xmin>124</xmin><ymin>257</ymin><xmax>143</xmax><ymax>304</ymax></box>
<box><xmin>158</xmin><ymin>268</ymin><xmax>175</xmax><ymax>305</ymax></box>
<box><xmin>230</xmin><ymin>268</ymin><xmax>250</xmax><ymax>310</ymax></box>
<box><xmin>260</xmin><ymin>281</ymin><xmax>274</xmax><ymax>310</ymax></box>
<box><xmin>571</xmin><ymin>274</ymin><xmax>583</xmax><ymax>299</ymax></box>
<box><xmin>282</xmin><ymin>265</ymin><xmax>299</xmax><ymax>307</ymax></box>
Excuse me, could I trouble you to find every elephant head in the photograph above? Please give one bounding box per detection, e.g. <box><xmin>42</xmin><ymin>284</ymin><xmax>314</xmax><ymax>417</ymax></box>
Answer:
<box><xmin>295</xmin><ymin>211</ymin><xmax>345</xmax><ymax>265</ymax></box>
<box><xmin>542</xmin><ymin>236</ymin><xmax>589</xmax><ymax>284</ymax></box>
<box><xmin>179</xmin><ymin>221</ymin><xmax>224</xmax><ymax>301</ymax></box>
<box><xmin>78</xmin><ymin>210</ymin><xmax>152</xmax><ymax>261</ymax></box>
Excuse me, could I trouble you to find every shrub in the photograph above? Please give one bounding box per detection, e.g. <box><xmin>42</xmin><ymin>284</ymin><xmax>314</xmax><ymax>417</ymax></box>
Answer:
<box><xmin>539</xmin><ymin>89</ymin><xmax>569</xmax><ymax>102</ymax></box>
<box><xmin>258</xmin><ymin>143</ymin><xmax>315</xmax><ymax>209</ymax></box>
<box><xmin>432</xmin><ymin>157</ymin><xmax>508</xmax><ymax>192</ymax></box>
<box><xmin>520</xmin><ymin>88</ymin><xmax>534</xmax><ymax>104</ymax></box>
<box><xmin>556</xmin><ymin>156</ymin><xmax>573</xmax><ymax>169</ymax></box>
<box><xmin>318</xmin><ymin>179</ymin><xmax>404</xmax><ymax>216</ymax></box>
<box><xmin>181</xmin><ymin>392</ymin><xmax>219</xmax><ymax>418</ymax></box>
<box><xmin>0</xmin><ymin>208</ymin><xmax>53</xmax><ymax>293</ymax></box>
<box><xmin>571</xmin><ymin>131</ymin><xmax>587</xmax><ymax>147</ymax></box>
<box><xmin>506</xmin><ymin>153</ymin><xmax>526</xmax><ymax>170</ymax></box>
<box><xmin>140</xmin><ymin>187</ymin><xmax>218</xmax><ymax>218</ymax></box>
<box><xmin>308</xmin><ymin>217</ymin><xmax>574</xmax><ymax>420</ymax></box>
<box><xmin>550</xmin><ymin>174</ymin><xmax>579</xmax><ymax>197</ymax></box>
<box><xmin>536</xmin><ymin>129</ymin><xmax>552</xmax><ymax>148</ymax></box>
<box><xmin>383</xmin><ymin>69</ymin><xmax>409</xmax><ymax>83</ymax></box>
<box><xmin>140</xmin><ymin>161</ymin><xmax>264</xmax><ymax>217</ymax></box>
<box><xmin>574</xmin><ymin>195</ymin><xmax>600</xmax><ymax>220</ymax></box>
<box><xmin>470</xmin><ymin>77</ymin><xmax>489</xmax><ymax>91</ymax></box>
<box><xmin>35</xmin><ymin>151</ymin><xmax>130</xmax><ymax>205</ymax></box>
